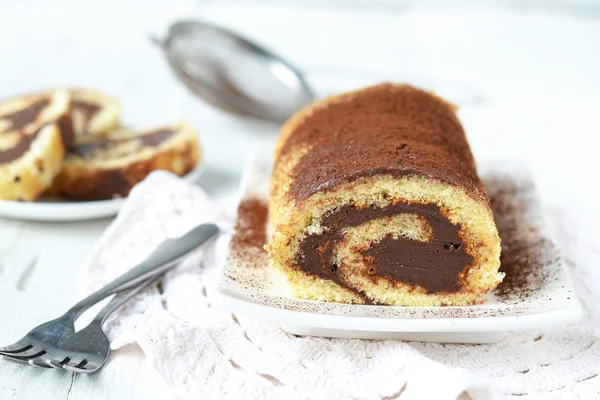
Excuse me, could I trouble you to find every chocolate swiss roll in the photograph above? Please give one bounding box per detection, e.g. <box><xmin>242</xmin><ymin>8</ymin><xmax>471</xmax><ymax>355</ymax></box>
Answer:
<box><xmin>47</xmin><ymin>122</ymin><xmax>201</xmax><ymax>200</ymax></box>
<box><xmin>0</xmin><ymin>91</ymin><xmax>71</xmax><ymax>201</ymax></box>
<box><xmin>267</xmin><ymin>84</ymin><xmax>502</xmax><ymax>306</ymax></box>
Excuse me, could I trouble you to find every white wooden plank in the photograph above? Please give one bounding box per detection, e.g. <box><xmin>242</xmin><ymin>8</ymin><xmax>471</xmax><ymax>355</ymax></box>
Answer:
<box><xmin>0</xmin><ymin>361</ymin><xmax>75</xmax><ymax>400</ymax></box>
<box><xmin>68</xmin><ymin>345</ymin><xmax>170</xmax><ymax>400</ymax></box>
<box><xmin>0</xmin><ymin>346</ymin><xmax>160</xmax><ymax>400</ymax></box>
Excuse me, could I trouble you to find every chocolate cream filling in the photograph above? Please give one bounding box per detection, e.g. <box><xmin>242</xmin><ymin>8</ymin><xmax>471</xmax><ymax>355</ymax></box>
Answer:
<box><xmin>72</xmin><ymin>129</ymin><xmax>176</xmax><ymax>158</ymax></box>
<box><xmin>296</xmin><ymin>202</ymin><xmax>473</xmax><ymax>301</ymax></box>
<box><xmin>71</xmin><ymin>100</ymin><xmax>102</xmax><ymax>122</ymax></box>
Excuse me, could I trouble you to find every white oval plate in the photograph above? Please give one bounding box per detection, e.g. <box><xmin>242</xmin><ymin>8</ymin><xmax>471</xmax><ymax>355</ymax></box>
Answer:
<box><xmin>0</xmin><ymin>162</ymin><xmax>204</xmax><ymax>221</ymax></box>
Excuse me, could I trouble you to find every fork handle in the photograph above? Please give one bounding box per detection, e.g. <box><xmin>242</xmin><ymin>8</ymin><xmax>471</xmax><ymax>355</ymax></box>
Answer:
<box><xmin>92</xmin><ymin>273</ymin><xmax>163</xmax><ymax>326</ymax></box>
<box><xmin>68</xmin><ymin>223</ymin><xmax>219</xmax><ymax>318</ymax></box>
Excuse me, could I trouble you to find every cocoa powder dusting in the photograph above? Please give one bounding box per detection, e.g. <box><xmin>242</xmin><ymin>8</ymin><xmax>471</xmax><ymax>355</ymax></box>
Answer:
<box><xmin>277</xmin><ymin>84</ymin><xmax>488</xmax><ymax>205</ymax></box>
<box><xmin>487</xmin><ymin>176</ymin><xmax>555</xmax><ymax>301</ymax></box>
<box><xmin>231</xmin><ymin>199</ymin><xmax>269</xmax><ymax>265</ymax></box>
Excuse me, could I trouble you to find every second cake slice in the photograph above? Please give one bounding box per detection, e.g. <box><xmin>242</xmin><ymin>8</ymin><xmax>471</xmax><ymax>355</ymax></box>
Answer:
<box><xmin>48</xmin><ymin>122</ymin><xmax>201</xmax><ymax>200</ymax></box>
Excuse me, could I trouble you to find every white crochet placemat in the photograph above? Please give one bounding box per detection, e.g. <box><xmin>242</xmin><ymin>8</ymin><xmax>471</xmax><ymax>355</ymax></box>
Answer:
<box><xmin>83</xmin><ymin>171</ymin><xmax>600</xmax><ymax>400</ymax></box>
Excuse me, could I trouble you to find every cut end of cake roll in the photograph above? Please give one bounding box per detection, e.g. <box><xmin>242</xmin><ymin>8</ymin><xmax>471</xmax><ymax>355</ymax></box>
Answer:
<box><xmin>47</xmin><ymin>122</ymin><xmax>201</xmax><ymax>200</ymax></box>
<box><xmin>267</xmin><ymin>83</ymin><xmax>502</xmax><ymax>306</ymax></box>
<box><xmin>0</xmin><ymin>91</ymin><xmax>71</xmax><ymax>201</ymax></box>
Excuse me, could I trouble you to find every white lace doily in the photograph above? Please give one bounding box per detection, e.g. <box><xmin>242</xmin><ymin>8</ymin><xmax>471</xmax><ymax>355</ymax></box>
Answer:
<box><xmin>83</xmin><ymin>171</ymin><xmax>600</xmax><ymax>400</ymax></box>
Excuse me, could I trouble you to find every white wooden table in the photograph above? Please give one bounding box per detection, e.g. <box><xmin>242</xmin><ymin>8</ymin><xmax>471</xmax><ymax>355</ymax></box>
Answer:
<box><xmin>1</xmin><ymin>1</ymin><xmax>599</xmax><ymax>398</ymax></box>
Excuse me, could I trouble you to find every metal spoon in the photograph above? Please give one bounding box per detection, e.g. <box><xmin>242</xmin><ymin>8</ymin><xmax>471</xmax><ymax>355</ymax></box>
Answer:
<box><xmin>152</xmin><ymin>20</ymin><xmax>315</xmax><ymax>124</ymax></box>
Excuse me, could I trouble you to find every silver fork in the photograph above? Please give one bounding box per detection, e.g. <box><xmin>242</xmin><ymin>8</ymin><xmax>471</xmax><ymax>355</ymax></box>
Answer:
<box><xmin>0</xmin><ymin>275</ymin><xmax>160</xmax><ymax>372</ymax></box>
<box><xmin>0</xmin><ymin>223</ymin><xmax>218</xmax><ymax>370</ymax></box>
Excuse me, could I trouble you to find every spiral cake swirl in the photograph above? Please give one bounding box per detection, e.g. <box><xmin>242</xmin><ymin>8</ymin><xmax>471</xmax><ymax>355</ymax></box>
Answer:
<box><xmin>69</xmin><ymin>89</ymin><xmax>119</xmax><ymax>139</ymax></box>
<box><xmin>268</xmin><ymin>84</ymin><xmax>502</xmax><ymax>306</ymax></box>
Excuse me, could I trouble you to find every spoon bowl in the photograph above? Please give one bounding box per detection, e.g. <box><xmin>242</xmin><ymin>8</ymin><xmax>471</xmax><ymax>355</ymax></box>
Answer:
<box><xmin>154</xmin><ymin>20</ymin><xmax>315</xmax><ymax>123</ymax></box>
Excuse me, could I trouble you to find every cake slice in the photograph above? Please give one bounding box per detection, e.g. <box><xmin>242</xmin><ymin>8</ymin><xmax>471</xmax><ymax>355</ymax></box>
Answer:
<box><xmin>267</xmin><ymin>83</ymin><xmax>502</xmax><ymax>306</ymax></box>
<box><xmin>48</xmin><ymin>122</ymin><xmax>201</xmax><ymax>200</ymax></box>
<box><xmin>0</xmin><ymin>91</ymin><xmax>72</xmax><ymax>201</ymax></box>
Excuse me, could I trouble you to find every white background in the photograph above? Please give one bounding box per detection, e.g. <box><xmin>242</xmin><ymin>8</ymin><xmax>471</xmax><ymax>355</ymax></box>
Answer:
<box><xmin>0</xmin><ymin>0</ymin><xmax>599</xmax><ymax>398</ymax></box>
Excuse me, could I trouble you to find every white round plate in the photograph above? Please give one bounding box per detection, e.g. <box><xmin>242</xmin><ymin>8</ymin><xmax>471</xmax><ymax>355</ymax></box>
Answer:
<box><xmin>0</xmin><ymin>161</ymin><xmax>204</xmax><ymax>222</ymax></box>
